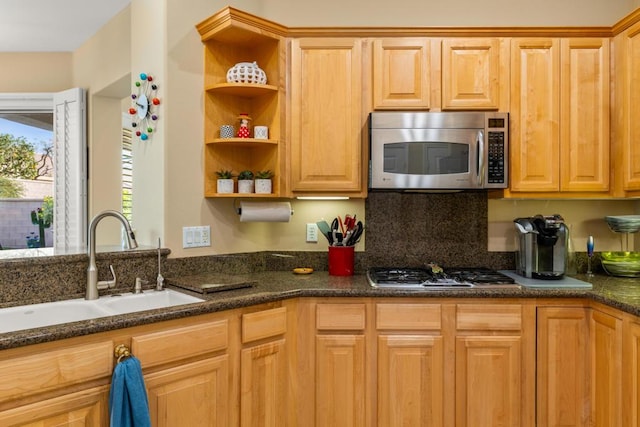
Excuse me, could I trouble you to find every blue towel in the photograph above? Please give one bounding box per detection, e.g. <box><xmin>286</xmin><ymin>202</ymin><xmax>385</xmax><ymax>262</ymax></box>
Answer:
<box><xmin>109</xmin><ymin>356</ymin><xmax>152</xmax><ymax>427</ymax></box>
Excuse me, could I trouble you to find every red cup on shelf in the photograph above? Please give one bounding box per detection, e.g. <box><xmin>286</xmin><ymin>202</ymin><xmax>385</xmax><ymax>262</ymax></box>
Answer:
<box><xmin>328</xmin><ymin>245</ymin><xmax>355</xmax><ymax>276</ymax></box>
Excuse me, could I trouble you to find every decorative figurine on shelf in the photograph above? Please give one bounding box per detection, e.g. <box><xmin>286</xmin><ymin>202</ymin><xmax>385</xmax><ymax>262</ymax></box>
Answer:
<box><xmin>237</xmin><ymin>113</ymin><xmax>251</xmax><ymax>138</ymax></box>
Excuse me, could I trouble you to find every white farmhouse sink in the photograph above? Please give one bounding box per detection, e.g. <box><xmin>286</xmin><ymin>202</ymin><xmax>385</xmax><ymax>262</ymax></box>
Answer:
<box><xmin>0</xmin><ymin>289</ymin><xmax>204</xmax><ymax>333</ymax></box>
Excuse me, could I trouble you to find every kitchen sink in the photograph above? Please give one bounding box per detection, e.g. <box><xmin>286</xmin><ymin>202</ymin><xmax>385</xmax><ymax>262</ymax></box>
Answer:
<box><xmin>0</xmin><ymin>289</ymin><xmax>204</xmax><ymax>334</ymax></box>
<box><xmin>97</xmin><ymin>289</ymin><xmax>204</xmax><ymax>315</ymax></box>
<box><xmin>0</xmin><ymin>299</ymin><xmax>113</xmax><ymax>334</ymax></box>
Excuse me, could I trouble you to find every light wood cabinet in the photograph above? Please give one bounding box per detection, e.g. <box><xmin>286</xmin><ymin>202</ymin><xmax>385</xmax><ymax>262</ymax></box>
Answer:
<box><xmin>376</xmin><ymin>303</ymin><xmax>445</xmax><ymax>427</ymax></box>
<box><xmin>289</xmin><ymin>38</ymin><xmax>366</xmax><ymax>196</ymax></box>
<box><xmin>623</xmin><ymin>316</ymin><xmax>640</xmax><ymax>427</ymax></box>
<box><xmin>537</xmin><ymin>306</ymin><xmax>590</xmax><ymax>427</ymax></box>
<box><xmin>240</xmin><ymin>307</ymin><xmax>288</xmax><ymax>427</ymax></box>
<box><xmin>454</xmin><ymin>303</ymin><xmax>535</xmax><ymax>427</ymax></box>
<box><xmin>196</xmin><ymin>8</ymin><xmax>286</xmax><ymax>198</ymax></box>
<box><xmin>132</xmin><ymin>319</ymin><xmax>233</xmax><ymax>426</ymax></box>
<box><xmin>507</xmin><ymin>37</ymin><xmax>610</xmax><ymax>197</ymax></box>
<box><xmin>441</xmin><ymin>38</ymin><xmax>508</xmax><ymax>111</ymax></box>
<box><xmin>0</xmin><ymin>340</ymin><xmax>113</xmax><ymax>426</ymax></box>
<box><xmin>145</xmin><ymin>357</ymin><xmax>230</xmax><ymax>427</ymax></box>
<box><xmin>315</xmin><ymin>302</ymin><xmax>368</xmax><ymax>427</ymax></box>
<box><xmin>371</xmin><ymin>38</ymin><xmax>435</xmax><ymax>109</ymax></box>
<box><xmin>612</xmin><ymin>21</ymin><xmax>640</xmax><ymax>196</ymax></box>
<box><xmin>590</xmin><ymin>308</ymin><xmax>622</xmax><ymax>427</ymax></box>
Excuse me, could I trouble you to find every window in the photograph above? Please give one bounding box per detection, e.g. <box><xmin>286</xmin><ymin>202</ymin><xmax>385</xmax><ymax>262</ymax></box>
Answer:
<box><xmin>0</xmin><ymin>90</ymin><xmax>86</xmax><ymax>254</ymax></box>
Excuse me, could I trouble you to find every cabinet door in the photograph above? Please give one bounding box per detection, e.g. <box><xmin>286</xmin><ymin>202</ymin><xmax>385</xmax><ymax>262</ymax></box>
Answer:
<box><xmin>560</xmin><ymin>38</ymin><xmax>610</xmax><ymax>192</ymax></box>
<box><xmin>240</xmin><ymin>339</ymin><xmax>287</xmax><ymax>427</ymax></box>
<box><xmin>617</xmin><ymin>23</ymin><xmax>640</xmax><ymax>192</ymax></box>
<box><xmin>509</xmin><ymin>38</ymin><xmax>561</xmax><ymax>192</ymax></box>
<box><xmin>591</xmin><ymin>309</ymin><xmax>622</xmax><ymax>427</ymax></box>
<box><xmin>289</xmin><ymin>38</ymin><xmax>364</xmax><ymax>195</ymax></box>
<box><xmin>623</xmin><ymin>318</ymin><xmax>640</xmax><ymax>427</ymax></box>
<box><xmin>378</xmin><ymin>335</ymin><xmax>444</xmax><ymax>427</ymax></box>
<box><xmin>145</xmin><ymin>356</ymin><xmax>230</xmax><ymax>427</ymax></box>
<box><xmin>372</xmin><ymin>38</ymin><xmax>433</xmax><ymax>109</ymax></box>
<box><xmin>537</xmin><ymin>307</ymin><xmax>590</xmax><ymax>427</ymax></box>
<box><xmin>441</xmin><ymin>38</ymin><xmax>504</xmax><ymax>110</ymax></box>
<box><xmin>0</xmin><ymin>386</ymin><xmax>108</xmax><ymax>426</ymax></box>
<box><xmin>455</xmin><ymin>336</ymin><xmax>522</xmax><ymax>427</ymax></box>
<box><xmin>316</xmin><ymin>334</ymin><xmax>366</xmax><ymax>427</ymax></box>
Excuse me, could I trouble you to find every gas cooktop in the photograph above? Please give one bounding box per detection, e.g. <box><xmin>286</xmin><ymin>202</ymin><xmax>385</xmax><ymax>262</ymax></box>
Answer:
<box><xmin>367</xmin><ymin>266</ymin><xmax>520</xmax><ymax>290</ymax></box>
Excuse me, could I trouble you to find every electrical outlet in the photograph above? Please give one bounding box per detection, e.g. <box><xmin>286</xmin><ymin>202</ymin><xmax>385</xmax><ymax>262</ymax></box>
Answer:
<box><xmin>183</xmin><ymin>226</ymin><xmax>211</xmax><ymax>248</ymax></box>
<box><xmin>306</xmin><ymin>223</ymin><xmax>318</xmax><ymax>243</ymax></box>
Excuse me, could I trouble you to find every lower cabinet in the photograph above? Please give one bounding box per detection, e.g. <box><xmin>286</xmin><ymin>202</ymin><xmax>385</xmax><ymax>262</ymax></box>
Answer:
<box><xmin>623</xmin><ymin>316</ymin><xmax>640</xmax><ymax>427</ymax></box>
<box><xmin>145</xmin><ymin>356</ymin><xmax>230</xmax><ymax>426</ymax></box>
<box><xmin>315</xmin><ymin>302</ymin><xmax>368</xmax><ymax>427</ymax></box>
<box><xmin>454</xmin><ymin>303</ymin><xmax>536</xmax><ymax>427</ymax></box>
<box><xmin>537</xmin><ymin>305</ymin><xmax>591</xmax><ymax>427</ymax></box>
<box><xmin>590</xmin><ymin>307</ymin><xmax>622</xmax><ymax>427</ymax></box>
<box><xmin>239</xmin><ymin>306</ymin><xmax>288</xmax><ymax>427</ymax></box>
<box><xmin>376</xmin><ymin>302</ymin><xmax>444</xmax><ymax>427</ymax></box>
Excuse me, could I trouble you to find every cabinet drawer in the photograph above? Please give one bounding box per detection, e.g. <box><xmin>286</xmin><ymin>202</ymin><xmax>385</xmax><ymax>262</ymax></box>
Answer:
<box><xmin>317</xmin><ymin>303</ymin><xmax>366</xmax><ymax>330</ymax></box>
<box><xmin>0</xmin><ymin>341</ymin><xmax>113</xmax><ymax>401</ymax></box>
<box><xmin>377</xmin><ymin>303</ymin><xmax>441</xmax><ymax>330</ymax></box>
<box><xmin>456</xmin><ymin>304</ymin><xmax>522</xmax><ymax>331</ymax></box>
<box><xmin>132</xmin><ymin>320</ymin><xmax>228</xmax><ymax>369</ymax></box>
<box><xmin>242</xmin><ymin>307</ymin><xmax>287</xmax><ymax>344</ymax></box>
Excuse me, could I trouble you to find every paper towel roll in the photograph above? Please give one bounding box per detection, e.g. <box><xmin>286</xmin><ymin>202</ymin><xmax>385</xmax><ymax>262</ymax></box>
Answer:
<box><xmin>238</xmin><ymin>201</ymin><xmax>292</xmax><ymax>222</ymax></box>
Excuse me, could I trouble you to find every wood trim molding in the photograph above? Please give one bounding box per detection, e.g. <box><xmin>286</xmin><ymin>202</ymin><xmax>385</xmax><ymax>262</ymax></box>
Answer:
<box><xmin>612</xmin><ymin>7</ymin><xmax>640</xmax><ymax>35</ymax></box>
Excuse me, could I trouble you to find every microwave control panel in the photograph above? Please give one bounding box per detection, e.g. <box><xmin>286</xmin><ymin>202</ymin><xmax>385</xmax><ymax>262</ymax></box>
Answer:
<box><xmin>487</xmin><ymin>131</ymin><xmax>506</xmax><ymax>184</ymax></box>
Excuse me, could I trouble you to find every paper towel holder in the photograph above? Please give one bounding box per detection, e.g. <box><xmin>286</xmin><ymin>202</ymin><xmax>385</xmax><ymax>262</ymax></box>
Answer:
<box><xmin>233</xmin><ymin>199</ymin><xmax>294</xmax><ymax>217</ymax></box>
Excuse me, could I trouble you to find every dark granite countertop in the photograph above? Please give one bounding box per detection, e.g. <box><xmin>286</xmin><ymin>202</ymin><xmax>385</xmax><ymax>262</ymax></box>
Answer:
<box><xmin>1</xmin><ymin>270</ymin><xmax>639</xmax><ymax>351</ymax></box>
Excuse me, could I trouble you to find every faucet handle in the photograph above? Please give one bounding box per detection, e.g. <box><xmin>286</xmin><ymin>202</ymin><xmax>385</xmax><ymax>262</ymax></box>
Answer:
<box><xmin>134</xmin><ymin>277</ymin><xmax>148</xmax><ymax>294</ymax></box>
<box><xmin>97</xmin><ymin>265</ymin><xmax>117</xmax><ymax>290</ymax></box>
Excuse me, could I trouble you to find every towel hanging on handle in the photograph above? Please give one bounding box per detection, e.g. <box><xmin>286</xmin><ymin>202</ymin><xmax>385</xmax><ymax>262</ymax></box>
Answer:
<box><xmin>109</xmin><ymin>346</ymin><xmax>151</xmax><ymax>427</ymax></box>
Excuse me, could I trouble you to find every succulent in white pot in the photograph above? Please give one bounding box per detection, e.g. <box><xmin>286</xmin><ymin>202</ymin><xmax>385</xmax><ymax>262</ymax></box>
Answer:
<box><xmin>216</xmin><ymin>170</ymin><xmax>234</xmax><ymax>194</ymax></box>
<box><xmin>237</xmin><ymin>170</ymin><xmax>255</xmax><ymax>193</ymax></box>
<box><xmin>254</xmin><ymin>170</ymin><xmax>273</xmax><ymax>194</ymax></box>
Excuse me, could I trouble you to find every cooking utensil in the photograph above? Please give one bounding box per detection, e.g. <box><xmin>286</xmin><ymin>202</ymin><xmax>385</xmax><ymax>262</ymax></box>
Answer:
<box><xmin>345</xmin><ymin>221</ymin><xmax>363</xmax><ymax>246</ymax></box>
<box><xmin>316</xmin><ymin>221</ymin><xmax>332</xmax><ymax>244</ymax></box>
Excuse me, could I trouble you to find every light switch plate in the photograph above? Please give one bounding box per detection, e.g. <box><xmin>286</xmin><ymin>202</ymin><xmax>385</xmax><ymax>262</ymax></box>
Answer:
<box><xmin>306</xmin><ymin>223</ymin><xmax>318</xmax><ymax>243</ymax></box>
<box><xmin>183</xmin><ymin>226</ymin><xmax>211</xmax><ymax>248</ymax></box>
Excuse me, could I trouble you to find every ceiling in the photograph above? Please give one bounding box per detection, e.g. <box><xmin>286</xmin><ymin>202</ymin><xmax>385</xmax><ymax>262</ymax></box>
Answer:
<box><xmin>0</xmin><ymin>0</ymin><xmax>131</xmax><ymax>52</ymax></box>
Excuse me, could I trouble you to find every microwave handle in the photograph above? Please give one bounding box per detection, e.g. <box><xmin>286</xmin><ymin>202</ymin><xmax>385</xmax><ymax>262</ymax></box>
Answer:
<box><xmin>476</xmin><ymin>130</ymin><xmax>484</xmax><ymax>186</ymax></box>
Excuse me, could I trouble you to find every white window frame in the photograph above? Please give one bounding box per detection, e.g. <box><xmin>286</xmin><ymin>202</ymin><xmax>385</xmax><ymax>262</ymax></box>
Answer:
<box><xmin>0</xmin><ymin>90</ymin><xmax>87</xmax><ymax>252</ymax></box>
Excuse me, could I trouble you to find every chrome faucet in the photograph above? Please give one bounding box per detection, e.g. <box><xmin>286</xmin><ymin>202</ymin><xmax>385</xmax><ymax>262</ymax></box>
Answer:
<box><xmin>86</xmin><ymin>210</ymin><xmax>138</xmax><ymax>300</ymax></box>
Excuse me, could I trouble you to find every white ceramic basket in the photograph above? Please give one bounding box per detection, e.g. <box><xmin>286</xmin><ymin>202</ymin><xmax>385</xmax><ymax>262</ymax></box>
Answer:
<box><xmin>226</xmin><ymin>62</ymin><xmax>267</xmax><ymax>84</ymax></box>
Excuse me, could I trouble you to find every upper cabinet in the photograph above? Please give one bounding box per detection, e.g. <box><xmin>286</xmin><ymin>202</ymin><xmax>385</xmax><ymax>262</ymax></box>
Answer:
<box><xmin>441</xmin><ymin>38</ymin><xmax>508</xmax><ymax>111</ymax></box>
<box><xmin>505</xmin><ymin>37</ymin><xmax>610</xmax><ymax>197</ymax></box>
<box><xmin>613</xmin><ymin>19</ymin><xmax>640</xmax><ymax>196</ymax></box>
<box><xmin>289</xmin><ymin>38</ymin><xmax>366</xmax><ymax>196</ymax></box>
<box><xmin>195</xmin><ymin>7</ymin><xmax>640</xmax><ymax>200</ymax></box>
<box><xmin>196</xmin><ymin>8</ymin><xmax>287</xmax><ymax>198</ymax></box>
<box><xmin>371</xmin><ymin>38</ymin><xmax>435</xmax><ymax>110</ymax></box>
<box><xmin>370</xmin><ymin>37</ymin><xmax>508</xmax><ymax>111</ymax></box>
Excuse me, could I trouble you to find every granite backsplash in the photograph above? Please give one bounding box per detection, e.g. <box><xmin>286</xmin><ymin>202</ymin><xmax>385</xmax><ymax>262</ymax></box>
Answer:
<box><xmin>1</xmin><ymin>191</ymin><xmax>597</xmax><ymax>305</ymax></box>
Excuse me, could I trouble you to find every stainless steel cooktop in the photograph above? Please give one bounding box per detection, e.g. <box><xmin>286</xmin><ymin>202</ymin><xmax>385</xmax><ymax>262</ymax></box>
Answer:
<box><xmin>367</xmin><ymin>266</ymin><xmax>521</xmax><ymax>290</ymax></box>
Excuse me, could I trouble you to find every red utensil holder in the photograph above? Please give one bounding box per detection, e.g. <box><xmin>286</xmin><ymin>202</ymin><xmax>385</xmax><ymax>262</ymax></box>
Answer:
<box><xmin>328</xmin><ymin>245</ymin><xmax>355</xmax><ymax>276</ymax></box>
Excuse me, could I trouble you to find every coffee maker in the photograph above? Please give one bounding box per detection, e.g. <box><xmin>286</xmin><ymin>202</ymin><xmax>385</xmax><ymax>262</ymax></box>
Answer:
<box><xmin>514</xmin><ymin>214</ymin><xmax>568</xmax><ymax>279</ymax></box>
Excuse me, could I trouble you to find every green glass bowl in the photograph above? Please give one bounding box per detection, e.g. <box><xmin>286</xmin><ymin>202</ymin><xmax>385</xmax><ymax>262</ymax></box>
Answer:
<box><xmin>600</xmin><ymin>251</ymin><xmax>640</xmax><ymax>262</ymax></box>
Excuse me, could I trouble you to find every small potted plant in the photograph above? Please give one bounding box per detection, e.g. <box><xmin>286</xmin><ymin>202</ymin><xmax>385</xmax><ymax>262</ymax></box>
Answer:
<box><xmin>216</xmin><ymin>169</ymin><xmax>234</xmax><ymax>194</ymax></box>
<box><xmin>237</xmin><ymin>170</ymin><xmax>254</xmax><ymax>193</ymax></box>
<box><xmin>254</xmin><ymin>170</ymin><xmax>274</xmax><ymax>194</ymax></box>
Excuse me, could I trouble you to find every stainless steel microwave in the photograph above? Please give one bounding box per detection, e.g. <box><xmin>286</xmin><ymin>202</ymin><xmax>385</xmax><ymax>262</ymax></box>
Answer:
<box><xmin>369</xmin><ymin>111</ymin><xmax>509</xmax><ymax>191</ymax></box>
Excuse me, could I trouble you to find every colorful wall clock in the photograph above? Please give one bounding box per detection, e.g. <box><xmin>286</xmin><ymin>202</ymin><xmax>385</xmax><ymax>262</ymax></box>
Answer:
<box><xmin>129</xmin><ymin>73</ymin><xmax>160</xmax><ymax>141</ymax></box>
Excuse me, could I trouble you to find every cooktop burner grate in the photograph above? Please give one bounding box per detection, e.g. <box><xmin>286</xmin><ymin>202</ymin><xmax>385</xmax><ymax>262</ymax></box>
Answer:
<box><xmin>367</xmin><ymin>267</ymin><xmax>518</xmax><ymax>289</ymax></box>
